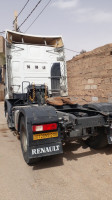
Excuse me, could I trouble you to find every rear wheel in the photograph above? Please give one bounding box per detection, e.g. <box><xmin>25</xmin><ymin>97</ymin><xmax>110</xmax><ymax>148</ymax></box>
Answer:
<box><xmin>20</xmin><ymin>116</ymin><xmax>40</xmax><ymax>165</ymax></box>
<box><xmin>85</xmin><ymin>127</ymin><xmax>108</xmax><ymax>149</ymax></box>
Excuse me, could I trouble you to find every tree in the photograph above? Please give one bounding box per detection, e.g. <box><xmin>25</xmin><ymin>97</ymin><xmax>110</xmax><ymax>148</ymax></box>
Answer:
<box><xmin>80</xmin><ymin>49</ymin><xmax>86</xmax><ymax>54</ymax></box>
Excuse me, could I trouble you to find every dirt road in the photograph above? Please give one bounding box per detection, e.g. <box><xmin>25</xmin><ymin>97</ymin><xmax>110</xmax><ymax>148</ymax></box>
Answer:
<box><xmin>0</xmin><ymin>102</ymin><xmax>112</xmax><ymax>200</ymax></box>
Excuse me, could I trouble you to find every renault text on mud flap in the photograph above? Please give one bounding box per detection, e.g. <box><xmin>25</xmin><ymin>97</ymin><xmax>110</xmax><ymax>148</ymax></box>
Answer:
<box><xmin>32</xmin><ymin>145</ymin><xmax>60</xmax><ymax>155</ymax></box>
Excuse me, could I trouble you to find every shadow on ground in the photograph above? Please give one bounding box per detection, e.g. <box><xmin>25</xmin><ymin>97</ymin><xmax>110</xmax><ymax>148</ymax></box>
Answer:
<box><xmin>33</xmin><ymin>140</ymin><xmax>112</xmax><ymax>170</ymax></box>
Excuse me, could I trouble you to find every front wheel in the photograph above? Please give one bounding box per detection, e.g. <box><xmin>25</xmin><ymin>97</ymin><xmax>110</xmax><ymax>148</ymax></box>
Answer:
<box><xmin>85</xmin><ymin>127</ymin><xmax>108</xmax><ymax>149</ymax></box>
<box><xmin>6</xmin><ymin>111</ymin><xmax>11</xmax><ymax>128</ymax></box>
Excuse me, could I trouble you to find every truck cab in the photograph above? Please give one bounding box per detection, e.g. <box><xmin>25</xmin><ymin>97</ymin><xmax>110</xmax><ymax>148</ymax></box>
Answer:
<box><xmin>5</xmin><ymin>30</ymin><xmax>68</xmax><ymax>100</ymax></box>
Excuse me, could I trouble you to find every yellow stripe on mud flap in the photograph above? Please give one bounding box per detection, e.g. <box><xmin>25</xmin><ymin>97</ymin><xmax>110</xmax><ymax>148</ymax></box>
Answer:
<box><xmin>33</xmin><ymin>131</ymin><xmax>58</xmax><ymax>140</ymax></box>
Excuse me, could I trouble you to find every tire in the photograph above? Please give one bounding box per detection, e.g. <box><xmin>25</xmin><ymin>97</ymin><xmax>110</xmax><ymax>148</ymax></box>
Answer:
<box><xmin>20</xmin><ymin>116</ymin><xmax>40</xmax><ymax>165</ymax></box>
<box><xmin>6</xmin><ymin>111</ymin><xmax>11</xmax><ymax>128</ymax></box>
<box><xmin>85</xmin><ymin>127</ymin><xmax>108</xmax><ymax>149</ymax></box>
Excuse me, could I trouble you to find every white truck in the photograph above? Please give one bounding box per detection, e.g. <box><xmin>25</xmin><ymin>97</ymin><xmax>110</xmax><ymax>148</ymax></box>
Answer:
<box><xmin>1</xmin><ymin>30</ymin><xmax>112</xmax><ymax>165</ymax></box>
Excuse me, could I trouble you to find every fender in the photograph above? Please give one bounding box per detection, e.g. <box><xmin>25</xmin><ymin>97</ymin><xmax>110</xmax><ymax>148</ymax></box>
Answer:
<box><xmin>83</xmin><ymin>103</ymin><xmax>112</xmax><ymax>113</ymax></box>
<box><xmin>4</xmin><ymin>100</ymin><xmax>14</xmax><ymax>128</ymax></box>
<box><xmin>4</xmin><ymin>100</ymin><xmax>12</xmax><ymax>116</ymax></box>
<box><xmin>18</xmin><ymin>105</ymin><xmax>58</xmax><ymax>125</ymax></box>
<box><xmin>17</xmin><ymin>105</ymin><xmax>59</xmax><ymax>146</ymax></box>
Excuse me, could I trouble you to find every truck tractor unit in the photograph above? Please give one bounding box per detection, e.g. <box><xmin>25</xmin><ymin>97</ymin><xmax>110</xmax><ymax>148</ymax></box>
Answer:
<box><xmin>1</xmin><ymin>30</ymin><xmax>112</xmax><ymax>165</ymax></box>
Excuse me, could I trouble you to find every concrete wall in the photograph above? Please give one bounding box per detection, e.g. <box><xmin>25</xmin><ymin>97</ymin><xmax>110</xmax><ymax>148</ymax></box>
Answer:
<box><xmin>0</xmin><ymin>84</ymin><xmax>4</xmax><ymax>101</ymax></box>
<box><xmin>67</xmin><ymin>43</ymin><xmax>112</xmax><ymax>104</ymax></box>
<box><xmin>0</xmin><ymin>36</ymin><xmax>5</xmax><ymax>54</ymax></box>
<box><xmin>0</xmin><ymin>36</ymin><xmax>5</xmax><ymax>101</ymax></box>
<box><xmin>0</xmin><ymin>56</ymin><xmax>4</xmax><ymax>101</ymax></box>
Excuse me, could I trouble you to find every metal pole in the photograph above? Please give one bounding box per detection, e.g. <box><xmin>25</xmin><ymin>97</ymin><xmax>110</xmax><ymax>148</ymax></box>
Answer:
<box><xmin>14</xmin><ymin>11</ymin><xmax>18</xmax><ymax>32</ymax></box>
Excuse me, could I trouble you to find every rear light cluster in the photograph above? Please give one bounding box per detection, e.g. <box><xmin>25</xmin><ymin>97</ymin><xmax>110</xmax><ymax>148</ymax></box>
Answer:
<box><xmin>32</xmin><ymin>123</ymin><xmax>57</xmax><ymax>132</ymax></box>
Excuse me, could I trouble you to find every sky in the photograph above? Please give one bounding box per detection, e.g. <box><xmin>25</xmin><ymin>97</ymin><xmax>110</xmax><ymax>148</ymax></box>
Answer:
<box><xmin>1</xmin><ymin>0</ymin><xmax>112</xmax><ymax>60</ymax></box>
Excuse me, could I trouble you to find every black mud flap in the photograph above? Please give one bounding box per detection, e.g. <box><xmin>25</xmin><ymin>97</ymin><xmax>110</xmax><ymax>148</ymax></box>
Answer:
<box><xmin>29</xmin><ymin>141</ymin><xmax>63</xmax><ymax>159</ymax></box>
<box><xmin>107</xmin><ymin>135</ymin><xmax>112</xmax><ymax>144</ymax></box>
<box><xmin>107</xmin><ymin>131</ymin><xmax>112</xmax><ymax>144</ymax></box>
<box><xmin>106</xmin><ymin>128</ymin><xmax>112</xmax><ymax>144</ymax></box>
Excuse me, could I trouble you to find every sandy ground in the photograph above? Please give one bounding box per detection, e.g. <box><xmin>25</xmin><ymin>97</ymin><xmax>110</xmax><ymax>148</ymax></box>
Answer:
<box><xmin>0</xmin><ymin>101</ymin><xmax>112</xmax><ymax>200</ymax></box>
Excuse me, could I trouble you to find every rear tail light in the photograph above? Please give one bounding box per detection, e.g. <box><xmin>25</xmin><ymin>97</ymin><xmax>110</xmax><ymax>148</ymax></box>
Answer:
<box><xmin>32</xmin><ymin>123</ymin><xmax>57</xmax><ymax>132</ymax></box>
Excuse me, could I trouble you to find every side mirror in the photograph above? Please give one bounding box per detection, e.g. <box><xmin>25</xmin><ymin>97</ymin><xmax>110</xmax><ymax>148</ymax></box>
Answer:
<box><xmin>0</xmin><ymin>67</ymin><xmax>2</xmax><ymax>83</ymax></box>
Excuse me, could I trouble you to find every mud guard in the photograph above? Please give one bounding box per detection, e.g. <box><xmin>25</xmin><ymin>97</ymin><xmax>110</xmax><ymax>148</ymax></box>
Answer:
<box><xmin>83</xmin><ymin>102</ymin><xmax>112</xmax><ymax>113</ymax></box>
<box><xmin>18</xmin><ymin>105</ymin><xmax>63</xmax><ymax>160</ymax></box>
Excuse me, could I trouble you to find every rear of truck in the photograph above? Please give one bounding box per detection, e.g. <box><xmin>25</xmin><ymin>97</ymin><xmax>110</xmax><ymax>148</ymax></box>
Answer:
<box><xmin>4</xmin><ymin>30</ymin><xmax>112</xmax><ymax>165</ymax></box>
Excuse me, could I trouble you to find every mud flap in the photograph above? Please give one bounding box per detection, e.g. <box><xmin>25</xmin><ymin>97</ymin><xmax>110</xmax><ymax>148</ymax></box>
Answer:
<box><xmin>107</xmin><ymin>134</ymin><xmax>112</xmax><ymax>144</ymax></box>
<box><xmin>107</xmin><ymin>128</ymin><xmax>112</xmax><ymax>144</ymax></box>
<box><xmin>29</xmin><ymin>141</ymin><xmax>63</xmax><ymax>158</ymax></box>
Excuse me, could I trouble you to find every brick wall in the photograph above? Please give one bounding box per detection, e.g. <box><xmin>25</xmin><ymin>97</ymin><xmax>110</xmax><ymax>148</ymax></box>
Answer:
<box><xmin>67</xmin><ymin>43</ymin><xmax>112</xmax><ymax>104</ymax></box>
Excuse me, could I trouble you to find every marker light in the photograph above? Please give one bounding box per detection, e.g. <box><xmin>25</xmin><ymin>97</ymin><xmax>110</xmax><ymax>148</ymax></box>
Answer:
<box><xmin>32</xmin><ymin>123</ymin><xmax>57</xmax><ymax>132</ymax></box>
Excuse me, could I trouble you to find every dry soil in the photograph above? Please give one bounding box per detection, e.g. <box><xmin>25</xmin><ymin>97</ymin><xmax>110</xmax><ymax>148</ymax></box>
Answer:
<box><xmin>0</xmin><ymin>101</ymin><xmax>112</xmax><ymax>200</ymax></box>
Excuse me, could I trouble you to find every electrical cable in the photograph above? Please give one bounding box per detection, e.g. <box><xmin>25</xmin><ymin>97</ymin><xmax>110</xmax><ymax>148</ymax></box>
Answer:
<box><xmin>64</xmin><ymin>47</ymin><xmax>80</xmax><ymax>54</ymax></box>
<box><xmin>0</xmin><ymin>31</ymin><xmax>5</xmax><ymax>34</ymax></box>
<box><xmin>13</xmin><ymin>0</ymin><xmax>30</xmax><ymax>25</ymax></box>
<box><xmin>25</xmin><ymin>0</ymin><xmax>52</xmax><ymax>33</ymax></box>
<box><xmin>17</xmin><ymin>0</ymin><xmax>42</xmax><ymax>31</ymax></box>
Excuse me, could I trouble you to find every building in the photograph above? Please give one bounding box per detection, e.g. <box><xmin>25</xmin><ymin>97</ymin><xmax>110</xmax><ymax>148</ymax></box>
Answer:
<box><xmin>67</xmin><ymin>43</ymin><xmax>112</xmax><ymax>104</ymax></box>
